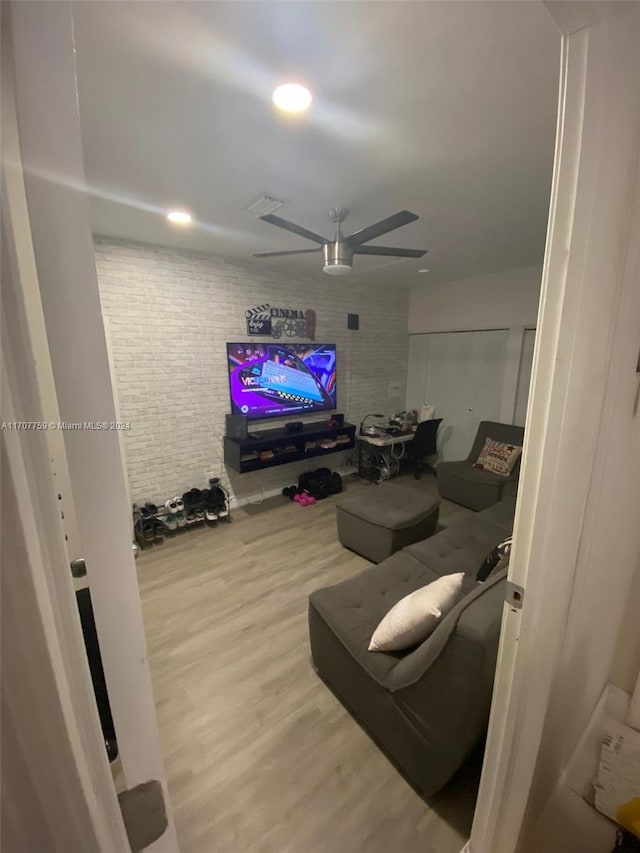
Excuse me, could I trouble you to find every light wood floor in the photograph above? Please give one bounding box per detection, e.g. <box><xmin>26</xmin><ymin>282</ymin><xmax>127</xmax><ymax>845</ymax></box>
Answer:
<box><xmin>136</xmin><ymin>473</ymin><xmax>480</xmax><ymax>853</ymax></box>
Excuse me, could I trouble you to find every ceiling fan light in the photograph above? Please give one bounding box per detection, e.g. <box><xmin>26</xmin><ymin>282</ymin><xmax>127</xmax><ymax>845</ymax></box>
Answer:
<box><xmin>323</xmin><ymin>262</ymin><xmax>352</xmax><ymax>276</ymax></box>
<box><xmin>322</xmin><ymin>241</ymin><xmax>353</xmax><ymax>275</ymax></box>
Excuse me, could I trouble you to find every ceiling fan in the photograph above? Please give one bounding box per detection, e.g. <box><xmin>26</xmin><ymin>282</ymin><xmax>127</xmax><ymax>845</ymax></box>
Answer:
<box><xmin>253</xmin><ymin>207</ymin><xmax>427</xmax><ymax>276</ymax></box>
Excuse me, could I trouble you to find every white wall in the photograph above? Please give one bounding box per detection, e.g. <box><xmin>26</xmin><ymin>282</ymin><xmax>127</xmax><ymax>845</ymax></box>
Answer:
<box><xmin>407</xmin><ymin>266</ymin><xmax>541</xmax><ymax>436</ymax></box>
<box><xmin>95</xmin><ymin>239</ymin><xmax>410</xmax><ymax>504</ymax></box>
<box><xmin>406</xmin><ymin>265</ymin><xmax>541</xmax><ymax>442</ymax></box>
<box><xmin>610</xmin><ymin>554</ymin><xmax>640</xmax><ymax>694</ymax></box>
<box><xmin>408</xmin><ymin>265</ymin><xmax>542</xmax><ymax>334</ymax></box>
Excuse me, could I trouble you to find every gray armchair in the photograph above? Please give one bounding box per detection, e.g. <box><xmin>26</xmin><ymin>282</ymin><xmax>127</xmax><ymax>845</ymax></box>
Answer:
<box><xmin>437</xmin><ymin>420</ymin><xmax>524</xmax><ymax>511</ymax></box>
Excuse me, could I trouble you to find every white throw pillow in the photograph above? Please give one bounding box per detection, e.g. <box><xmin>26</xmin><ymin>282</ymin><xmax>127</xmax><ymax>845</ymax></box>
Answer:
<box><xmin>368</xmin><ymin>573</ymin><xmax>465</xmax><ymax>652</ymax></box>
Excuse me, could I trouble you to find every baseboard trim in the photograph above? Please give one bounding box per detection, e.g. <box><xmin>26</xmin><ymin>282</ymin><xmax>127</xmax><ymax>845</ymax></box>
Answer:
<box><xmin>229</xmin><ymin>465</ymin><xmax>358</xmax><ymax>509</ymax></box>
<box><xmin>229</xmin><ymin>485</ymin><xmax>286</xmax><ymax>509</ymax></box>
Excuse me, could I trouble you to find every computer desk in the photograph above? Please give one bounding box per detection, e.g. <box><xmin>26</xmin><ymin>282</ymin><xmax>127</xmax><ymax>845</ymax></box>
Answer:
<box><xmin>356</xmin><ymin>430</ymin><xmax>415</xmax><ymax>481</ymax></box>
<box><xmin>357</xmin><ymin>430</ymin><xmax>415</xmax><ymax>448</ymax></box>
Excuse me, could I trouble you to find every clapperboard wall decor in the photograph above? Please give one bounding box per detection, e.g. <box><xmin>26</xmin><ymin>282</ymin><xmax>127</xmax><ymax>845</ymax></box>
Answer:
<box><xmin>245</xmin><ymin>304</ymin><xmax>272</xmax><ymax>336</ymax></box>
<box><xmin>245</xmin><ymin>304</ymin><xmax>316</xmax><ymax>340</ymax></box>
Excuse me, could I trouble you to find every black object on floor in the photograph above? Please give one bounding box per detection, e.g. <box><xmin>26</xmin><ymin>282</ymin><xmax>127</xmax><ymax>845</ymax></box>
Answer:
<box><xmin>298</xmin><ymin>468</ymin><xmax>343</xmax><ymax>500</ymax></box>
<box><xmin>106</xmin><ymin>738</ymin><xmax>119</xmax><ymax>762</ymax></box>
<box><xmin>118</xmin><ymin>780</ymin><xmax>168</xmax><ymax>852</ymax></box>
<box><xmin>76</xmin><ymin>588</ymin><xmax>118</xmax><ymax>762</ymax></box>
<box><xmin>612</xmin><ymin>830</ymin><xmax>640</xmax><ymax>852</ymax></box>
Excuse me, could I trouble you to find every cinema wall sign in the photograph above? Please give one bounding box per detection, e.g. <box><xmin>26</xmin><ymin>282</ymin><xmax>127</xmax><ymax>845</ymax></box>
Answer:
<box><xmin>245</xmin><ymin>304</ymin><xmax>316</xmax><ymax>340</ymax></box>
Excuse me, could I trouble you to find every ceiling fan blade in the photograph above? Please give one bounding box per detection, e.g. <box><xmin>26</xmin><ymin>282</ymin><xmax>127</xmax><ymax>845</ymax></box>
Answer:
<box><xmin>352</xmin><ymin>245</ymin><xmax>427</xmax><ymax>258</ymax></box>
<box><xmin>344</xmin><ymin>210</ymin><xmax>419</xmax><ymax>246</ymax></box>
<box><xmin>252</xmin><ymin>248</ymin><xmax>322</xmax><ymax>258</ymax></box>
<box><xmin>259</xmin><ymin>214</ymin><xmax>327</xmax><ymax>245</ymax></box>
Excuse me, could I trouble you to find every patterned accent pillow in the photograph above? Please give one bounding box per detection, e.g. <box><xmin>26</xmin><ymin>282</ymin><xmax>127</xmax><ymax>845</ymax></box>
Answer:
<box><xmin>474</xmin><ymin>437</ymin><xmax>522</xmax><ymax>476</ymax></box>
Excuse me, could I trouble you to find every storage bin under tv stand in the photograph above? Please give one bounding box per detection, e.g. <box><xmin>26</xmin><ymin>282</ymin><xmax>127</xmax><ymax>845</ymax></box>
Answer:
<box><xmin>223</xmin><ymin>421</ymin><xmax>356</xmax><ymax>474</ymax></box>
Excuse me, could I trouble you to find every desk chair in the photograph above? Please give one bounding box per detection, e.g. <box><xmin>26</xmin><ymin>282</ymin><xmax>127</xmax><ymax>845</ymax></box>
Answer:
<box><xmin>406</xmin><ymin>418</ymin><xmax>443</xmax><ymax>479</ymax></box>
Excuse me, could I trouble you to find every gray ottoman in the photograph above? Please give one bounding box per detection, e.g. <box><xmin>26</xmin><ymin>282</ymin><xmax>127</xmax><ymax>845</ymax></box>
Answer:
<box><xmin>336</xmin><ymin>482</ymin><xmax>440</xmax><ymax>563</ymax></box>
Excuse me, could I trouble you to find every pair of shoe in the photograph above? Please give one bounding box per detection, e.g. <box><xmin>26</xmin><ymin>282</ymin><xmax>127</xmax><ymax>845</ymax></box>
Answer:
<box><xmin>135</xmin><ymin>503</ymin><xmax>164</xmax><ymax>545</ymax></box>
<box><xmin>182</xmin><ymin>489</ymin><xmax>207</xmax><ymax>524</ymax></box>
<box><xmin>138</xmin><ymin>498</ymin><xmax>187</xmax><ymax>541</ymax></box>
<box><xmin>294</xmin><ymin>492</ymin><xmax>316</xmax><ymax>507</ymax></box>
<box><xmin>178</xmin><ymin>484</ymin><xmax>229</xmax><ymax>524</ymax></box>
<box><xmin>164</xmin><ymin>497</ymin><xmax>186</xmax><ymax>530</ymax></box>
<box><xmin>139</xmin><ymin>502</ymin><xmax>158</xmax><ymax>519</ymax></box>
<box><xmin>141</xmin><ymin>504</ymin><xmax>164</xmax><ymax>540</ymax></box>
<box><xmin>135</xmin><ymin>519</ymin><xmax>157</xmax><ymax>544</ymax></box>
<box><xmin>204</xmin><ymin>485</ymin><xmax>229</xmax><ymax>523</ymax></box>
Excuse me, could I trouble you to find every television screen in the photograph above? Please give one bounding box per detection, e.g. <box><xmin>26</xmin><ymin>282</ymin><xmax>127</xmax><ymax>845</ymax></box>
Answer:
<box><xmin>227</xmin><ymin>342</ymin><xmax>337</xmax><ymax>421</ymax></box>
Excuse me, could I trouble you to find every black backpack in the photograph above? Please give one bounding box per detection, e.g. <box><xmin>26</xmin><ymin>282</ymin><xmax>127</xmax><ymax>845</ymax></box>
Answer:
<box><xmin>297</xmin><ymin>468</ymin><xmax>342</xmax><ymax>500</ymax></box>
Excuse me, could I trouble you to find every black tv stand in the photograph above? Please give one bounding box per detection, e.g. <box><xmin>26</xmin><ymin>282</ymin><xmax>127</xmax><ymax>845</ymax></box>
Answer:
<box><xmin>224</xmin><ymin>420</ymin><xmax>356</xmax><ymax>474</ymax></box>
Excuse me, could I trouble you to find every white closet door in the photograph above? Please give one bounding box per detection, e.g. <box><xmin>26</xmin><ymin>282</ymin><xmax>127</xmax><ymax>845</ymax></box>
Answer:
<box><xmin>406</xmin><ymin>334</ymin><xmax>429</xmax><ymax>411</ymax></box>
<box><xmin>408</xmin><ymin>330</ymin><xmax>509</xmax><ymax>462</ymax></box>
<box><xmin>514</xmin><ymin>328</ymin><xmax>536</xmax><ymax>427</ymax></box>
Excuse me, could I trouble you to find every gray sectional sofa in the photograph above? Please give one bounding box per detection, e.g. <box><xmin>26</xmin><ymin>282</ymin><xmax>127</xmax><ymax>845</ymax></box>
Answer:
<box><xmin>308</xmin><ymin>490</ymin><xmax>516</xmax><ymax>798</ymax></box>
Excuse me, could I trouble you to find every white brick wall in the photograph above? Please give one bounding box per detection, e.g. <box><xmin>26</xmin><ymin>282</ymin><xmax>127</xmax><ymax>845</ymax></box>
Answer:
<box><xmin>95</xmin><ymin>238</ymin><xmax>409</xmax><ymax>506</ymax></box>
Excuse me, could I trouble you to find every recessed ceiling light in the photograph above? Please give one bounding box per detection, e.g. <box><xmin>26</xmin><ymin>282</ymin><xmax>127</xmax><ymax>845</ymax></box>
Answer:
<box><xmin>167</xmin><ymin>210</ymin><xmax>192</xmax><ymax>225</ymax></box>
<box><xmin>272</xmin><ymin>83</ymin><xmax>312</xmax><ymax>114</ymax></box>
<box><xmin>418</xmin><ymin>269</ymin><xmax>430</xmax><ymax>274</ymax></box>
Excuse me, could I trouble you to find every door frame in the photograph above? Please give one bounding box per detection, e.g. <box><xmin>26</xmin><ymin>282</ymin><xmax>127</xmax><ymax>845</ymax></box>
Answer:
<box><xmin>1</xmin><ymin>304</ymin><xmax>132</xmax><ymax>853</ymax></box>
<box><xmin>4</xmin><ymin>1</ymin><xmax>638</xmax><ymax>851</ymax></box>
<box><xmin>3</xmin><ymin>3</ymin><xmax>179</xmax><ymax>850</ymax></box>
<box><xmin>1</xmin><ymin>12</ymin><xmax>130</xmax><ymax>848</ymax></box>
<box><xmin>467</xmin><ymin>3</ymin><xmax>640</xmax><ymax>851</ymax></box>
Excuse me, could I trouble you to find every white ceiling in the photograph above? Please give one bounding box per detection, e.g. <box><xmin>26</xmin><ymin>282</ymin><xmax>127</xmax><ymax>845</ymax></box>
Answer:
<box><xmin>72</xmin><ymin>1</ymin><xmax>560</xmax><ymax>287</ymax></box>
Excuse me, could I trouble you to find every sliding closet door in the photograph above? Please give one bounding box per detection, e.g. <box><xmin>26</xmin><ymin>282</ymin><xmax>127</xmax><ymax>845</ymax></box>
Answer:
<box><xmin>406</xmin><ymin>334</ymin><xmax>428</xmax><ymax>410</ymax></box>
<box><xmin>407</xmin><ymin>330</ymin><xmax>509</xmax><ymax>462</ymax></box>
<box><xmin>513</xmin><ymin>328</ymin><xmax>536</xmax><ymax>427</ymax></box>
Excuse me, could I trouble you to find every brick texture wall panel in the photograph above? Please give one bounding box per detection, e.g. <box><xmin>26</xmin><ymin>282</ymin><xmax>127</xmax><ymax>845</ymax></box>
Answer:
<box><xmin>96</xmin><ymin>239</ymin><xmax>409</xmax><ymax>506</ymax></box>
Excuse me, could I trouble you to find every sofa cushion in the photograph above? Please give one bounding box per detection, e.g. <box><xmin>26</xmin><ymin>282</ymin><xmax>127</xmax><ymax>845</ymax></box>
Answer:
<box><xmin>308</xmin><ymin>551</ymin><xmax>441</xmax><ymax>686</ymax></box>
<box><xmin>336</xmin><ymin>482</ymin><xmax>440</xmax><ymax>563</ymax></box>
<box><xmin>478</xmin><ymin>495</ymin><xmax>517</xmax><ymax>533</ymax></box>
<box><xmin>337</xmin><ymin>482</ymin><xmax>439</xmax><ymax>530</ymax></box>
<box><xmin>369</xmin><ymin>573</ymin><xmax>465</xmax><ymax>652</ymax></box>
<box><xmin>441</xmin><ymin>460</ymin><xmax>517</xmax><ymax>486</ymax></box>
<box><xmin>388</xmin><ymin>568</ymin><xmax>508</xmax><ymax>692</ymax></box>
<box><xmin>405</xmin><ymin>514</ymin><xmax>510</xmax><ymax>578</ymax></box>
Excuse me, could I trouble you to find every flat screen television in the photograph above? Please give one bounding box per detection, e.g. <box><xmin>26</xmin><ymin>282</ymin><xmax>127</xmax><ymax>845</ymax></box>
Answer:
<box><xmin>227</xmin><ymin>342</ymin><xmax>337</xmax><ymax>421</ymax></box>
